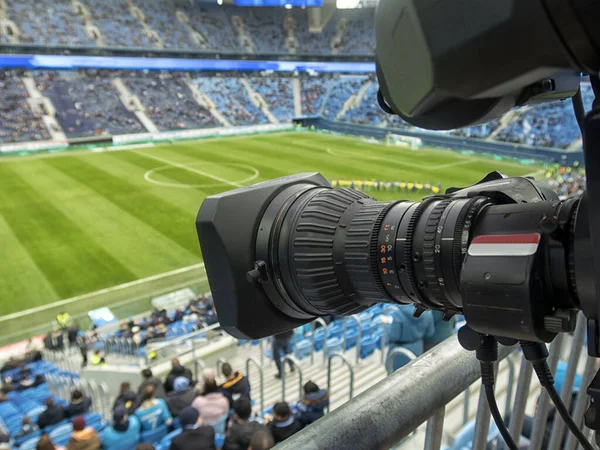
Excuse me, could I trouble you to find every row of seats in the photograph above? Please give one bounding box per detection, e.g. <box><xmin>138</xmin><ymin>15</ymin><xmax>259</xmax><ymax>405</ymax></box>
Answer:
<box><xmin>2</xmin><ymin>69</ymin><xmax>591</xmax><ymax>151</ymax></box>
<box><xmin>1</xmin><ymin>2</ymin><xmax>376</xmax><ymax>55</ymax></box>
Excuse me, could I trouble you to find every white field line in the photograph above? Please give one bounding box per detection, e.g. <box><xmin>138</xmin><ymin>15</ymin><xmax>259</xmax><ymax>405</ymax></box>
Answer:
<box><xmin>131</xmin><ymin>150</ymin><xmax>244</xmax><ymax>188</ymax></box>
<box><xmin>0</xmin><ymin>262</ymin><xmax>205</xmax><ymax>322</ymax></box>
<box><xmin>109</xmin><ymin>143</ymin><xmax>155</xmax><ymax>151</ymax></box>
<box><xmin>430</xmin><ymin>160</ymin><xmax>477</xmax><ymax>170</ymax></box>
<box><xmin>523</xmin><ymin>169</ymin><xmax>546</xmax><ymax>179</ymax></box>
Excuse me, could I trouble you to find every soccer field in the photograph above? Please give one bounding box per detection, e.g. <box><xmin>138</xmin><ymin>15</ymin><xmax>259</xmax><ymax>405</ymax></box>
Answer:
<box><xmin>0</xmin><ymin>131</ymin><xmax>538</xmax><ymax>344</ymax></box>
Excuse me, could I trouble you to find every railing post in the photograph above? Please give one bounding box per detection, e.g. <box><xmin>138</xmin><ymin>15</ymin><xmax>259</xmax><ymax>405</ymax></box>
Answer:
<box><xmin>191</xmin><ymin>339</ymin><xmax>198</xmax><ymax>380</ymax></box>
<box><xmin>327</xmin><ymin>353</ymin><xmax>354</xmax><ymax>413</ymax></box>
<box><xmin>507</xmin><ymin>354</ymin><xmax>532</xmax><ymax>443</ymax></box>
<box><xmin>216</xmin><ymin>357</ymin><xmax>227</xmax><ymax>377</ymax></box>
<box><xmin>463</xmin><ymin>385</ymin><xmax>471</xmax><ymax>426</ymax></box>
<box><xmin>503</xmin><ymin>354</ymin><xmax>516</xmax><ymax>419</ymax></box>
<box><xmin>259</xmin><ymin>339</ymin><xmax>265</xmax><ymax>367</ymax></box>
<box><xmin>472</xmin><ymin>368</ymin><xmax>493</xmax><ymax>450</ymax></box>
<box><xmin>378</xmin><ymin>322</ymin><xmax>388</xmax><ymax>364</ymax></box>
<box><xmin>424</xmin><ymin>407</ymin><xmax>445</xmax><ymax>450</ymax></box>
<box><xmin>385</xmin><ymin>347</ymin><xmax>417</xmax><ymax>374</ymax></box>
<box><xmin>281</xmin><ymin>356</ymin><xmax>302</xmax><ymax>403</ymax></box>
<box><xmin>311</xmin><ymin>318</ymin><xmax>328</xmax><ymax>365</ymax></box>
<box><xmin>246</xmin><ymin>357</ymin><xmax>265</xmax><ymax>413</ymax></box>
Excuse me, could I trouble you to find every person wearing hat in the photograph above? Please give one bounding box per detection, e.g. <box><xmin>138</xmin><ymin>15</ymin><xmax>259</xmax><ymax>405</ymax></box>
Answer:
<box><xmin>166</xmin><ymin>376</ymin><xmax>197</xmax><ymax>418</ymax></box>
<box><xmin>169</xmin><ymin>406</ymin><xmax>215</xmax><ymax>450</ymax></box>
<box><xmin>164</xmin><ymin>358</ymin><xmax>193</xmax><ymax>394</ymax></box>
<box><xmin>66</xmin><ymin>416</ymin><xmax>100</xmax><ymax>450</ymax></box>
<box><xmin>65</xmin><ymin>389</ymin><xmax>92</xmax><ymax>418</ymax></box>
<box><xmin>100</xmin><ymin>406</ymin><xmax>141</xmax><ymax>450</ymax></box>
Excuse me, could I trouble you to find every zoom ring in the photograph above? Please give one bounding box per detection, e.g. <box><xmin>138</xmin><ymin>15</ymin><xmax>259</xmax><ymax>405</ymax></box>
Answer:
<box><xmin>421</xmin><ymin>199</ymin><xmax>455</xmax><ymax>311</ymax></box>
<box><xmin>405</xmin><ymin>197</ymin><xmax>440</xmax><ymax>309</ymax></box>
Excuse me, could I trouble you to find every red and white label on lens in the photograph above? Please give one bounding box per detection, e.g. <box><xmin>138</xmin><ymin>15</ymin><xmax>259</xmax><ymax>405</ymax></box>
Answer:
<box><xmin>468</xmin><ymin>233</ymin><xmax>540</xmax><ymax>257</ymax></box>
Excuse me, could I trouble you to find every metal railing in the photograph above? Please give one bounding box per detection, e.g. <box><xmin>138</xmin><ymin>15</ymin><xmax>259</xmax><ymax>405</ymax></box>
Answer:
<box><xmin>343</xmin><ymin>315</ymin><xmax>363</xmax><ymax>364</ymax></box>
<box><xmin>216</xmin><ymin>357</ymin><xmax>228</xmax><ymax>376</ymax></box>
<box><xmin>327</xmin><ymin>352</ymin><xmax>354</xmax><ymax>412</ymax></box>
<box><xmin>378</xmin><ymin>322</ymin><xmax>389</xmax><ymax>364</ymax></box>
<box><xmin>45</xmin><ymin>373</ymin><xmax>111</xmax><ymax>420</ymax></box>
<box><xmin>385</xmin><ymin>347</ymin><xmax>417</xmax><ymax>374</ymax></box>
<box><xmin>246</xmin><ymin>357</ymin><xmax>264</xmax><ymax>413</ymax></box>
<box><xmin>277</xmin><ymin>313</ymin><xmax>595</xmax><ymax>450</ymax></box>
<box><xmin>145</xmin><ymin>322</ymin><xmax>222</xmax><ymax>362</ymax></box>
<box><xmin>311</xmin><ymin>318</ymin><xmax>329</xmax><ymax>365</ymax></box>
<box><xmin>281</xmin><ymin>355</ymin><xmax>303</xmax><ymax>402</ymax></box>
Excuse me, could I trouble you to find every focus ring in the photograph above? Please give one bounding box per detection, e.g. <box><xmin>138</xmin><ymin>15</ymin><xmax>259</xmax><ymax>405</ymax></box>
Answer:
<box><xmin>405</xmin><ymin>197</ymin><xmax>440</xmax><ymax>309</ymax></box>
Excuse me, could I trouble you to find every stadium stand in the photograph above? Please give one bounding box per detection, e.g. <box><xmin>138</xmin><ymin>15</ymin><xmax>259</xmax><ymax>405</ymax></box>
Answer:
<box><xmin>0</xmin><ymin>71</ymin><xmax>50</xmax><ymax>143</ymax></box>
<box><xmin>0</xmin><ymin>67</ymin><xmax>592</xmax><ymax>151</ymax></box>
<box><xmin>178</xmin><ymin>4</ymin><xmax>243</xmax><ymax>53</ymax></box>
<box><xmin>34</xmin><ymin>70</ymin><xmax>146</xmax><ymax>138</ymax></box>
<box><xmin>121</xmin><ymin>71</ymin><xmax>219</xmax><ymax>131</ymax></box>
<box><xmin>4</xmin><ymin>0</ymin><xmax>94</xmax><ymax>46</ymax></box>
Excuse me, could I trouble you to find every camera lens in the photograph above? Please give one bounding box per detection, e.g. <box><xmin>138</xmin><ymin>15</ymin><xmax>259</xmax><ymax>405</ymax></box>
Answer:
<box><xmin>257</xmin><ymin>185</ymin><xmax>493</xmax><ymax>318</ymax></box>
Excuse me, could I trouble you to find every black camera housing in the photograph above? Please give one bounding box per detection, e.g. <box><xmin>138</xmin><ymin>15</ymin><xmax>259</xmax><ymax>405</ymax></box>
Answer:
<box><xmin>196</xmin><ymin>172</ymin><xmax>331</xmax><ymax>339</ymax></box>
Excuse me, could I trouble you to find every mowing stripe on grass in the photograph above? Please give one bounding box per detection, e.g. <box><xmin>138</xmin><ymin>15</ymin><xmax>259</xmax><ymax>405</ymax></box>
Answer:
<box><xmin>0</xmin><ymin>262</ymin><xmax>206</xmax><ymax>322</ymax></box>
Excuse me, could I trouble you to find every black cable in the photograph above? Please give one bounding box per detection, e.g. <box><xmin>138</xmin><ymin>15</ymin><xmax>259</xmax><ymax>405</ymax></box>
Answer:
<box><xmin>544</xmin><ymin>382</ymin><xmax>595</xmax><ymax>450</ymax></box>
<box><xmin>482</xmin><ymin>376</ymin><xmax>519</xmax><ymax>450</ymax></box>
<box><xmin>520</xmin><ymin>341</ymin><xmax>595</xmax><ymax>450</ymax></box>
<box><xmin>477</xmin><ymin>337</ymin><xmax>519</xmax><ymax>450</ymax></box>
<box><xmin>572</xmin><ymin>88</ymin><xmax>586</xmax><ymax>135</ymax></box>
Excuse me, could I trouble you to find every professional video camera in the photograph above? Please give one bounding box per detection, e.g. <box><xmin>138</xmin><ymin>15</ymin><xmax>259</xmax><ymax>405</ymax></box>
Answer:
<box><xmin>197</xmin><ymin>0</ymin><xmax>600</xmax><ymax>448</ymax></box>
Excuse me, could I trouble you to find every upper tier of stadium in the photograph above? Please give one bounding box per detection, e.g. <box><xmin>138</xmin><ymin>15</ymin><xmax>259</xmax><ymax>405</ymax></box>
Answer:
<box><xmin>0</xmin><ymin>69</ymin><xmax>593</xmax><ymax>150</ymax></box>
<box><xmin>0</xmin><ymin>1</ymin><xmax>375</xmax><ymax>55</ymax></box>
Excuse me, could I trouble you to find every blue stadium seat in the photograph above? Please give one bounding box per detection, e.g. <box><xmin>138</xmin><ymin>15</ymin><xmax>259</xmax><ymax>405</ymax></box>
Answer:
<box><xmin>358</xmin><ymin>311</ymin><xmax>374</xmax><ymax>323</ymax></box>
<box><xmin>215</xmin><ymin>433</ymin><xmax>225</xmax><ymax>448</ymax></box>
<box><xmin>26</xmin><ymin>405</ymin><xmax>46</xmax><ymax>418</ymax></box>
<box><xmin>158</xmin><ymin>428</ymin><xmax>182</xmax><ymax>449</ymax></box>
<box><xmin>313</xmin><ymin>328</ymin><xmax>326</xmax><ymax>351</ymax></box>
<box><xmin>44</xmin><ymin>418</ymin><xmax>70</xmax><ymax>434</ymax></box>
<box><xmin>295</xmin><ymin>339</ymin><xmax>312</xmax><ymax>360</ymax></box>
<box><xmin>344</xmin><ymin>328</ymin><xmax>358</xmax><ymax>350</ymax></box>
<box><xmin>141</xmin><ymin>423</ymin><xmax>169</xmax><ymax>443</ymax></box>
<box><xmin>17</xmin><ymin>435</ymin><xmax>40</xmax><ymax>450</ymax></box>
<box><xmin>49</xmin><ymin>421</ymin><xmax>74</xmax><ymax>440</ymax></box>
<box><xmin>325</xmin><ymin>337</ymin><xmax>343</xmax><ymax>357</ymax></box>
<box><xmin>451</xmin><ymin>419</ymin><xmax>500</xmax><ymax>450</ymax></box>
<box><xmin>359</xmin><ymin>335</ymin><xmax>377</xmax><ymax>359</ymax></box>
<box><xmin>327</xmin><ymin>322</ymin><xmax>344</xmax><ymax>340</ymax></box>
<box><xmin>54</xmin><ymin>431</ymin><xmax>72</xmax><ymax>446</ymax></box>
<box><xmin>15</xmin><ymin>429</ymin><xmax>42</xmax><ymax>446</ymax></box>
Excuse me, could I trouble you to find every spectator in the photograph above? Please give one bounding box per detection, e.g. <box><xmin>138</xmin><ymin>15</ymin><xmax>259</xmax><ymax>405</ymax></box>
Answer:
<box><xmin>113</xmin><ymin>381</ymin><xmax>140</xmax><ymax>414</ymax></box>
<box><xmin>220</xmin><ymin>363</ymin><xmax>250</xmax><ymax>405</ymax></box>
<box><xmin>36</xmin><ymin>434</ymin><xmax>65</xmax><ymax>450</ymax></box>
<box><xmin>138</xmin><ymin>368</ymin><xmax>166</xmax><ymax>400</ymax></box>
<box><xmin>37</xmin><ymin>397</ymin><xmax>66</xmax><ymax>429</ymax></box>
<box><xmin>269</xmin><ymin>402</ymin><xmax>301</xmax><ymax>443</ymax></box>
<box><xmin>164</xmin><ymin>358</ymin><xmax>193</xmax><ymax>393</ymax></box>
<box><xmin>65</xmin><ymin>390</ymin><xmax>92</xmax><ymax>418</ymax></box>
<box><xmin>134</xmin><ymin>386</ymin><xmax>172</xmax><ymax>432</ymax></box>
<box><xmin>90</xmin><ymin>350</ymin><xmax>105</xmax><ymax>366</ymax></box>
<box><xmin>0</xmin><ymin>392</ymin><xmax>6</xmax><ymax>403</ymax></box>
<box><xmin>423</xmin><ymin>310</ymin><xmax>457</xmax><ymax>352</ymax></box>
<box><xmin>77</xmin><ymin>332</ymin><xmax>89</xmax><ymax>368</ymax></box>
<box><xmin>167</xmin><ymin>377</ymin><xmax>197</xmax><ymax>418</ymax></box>
<box><xmin>386</xmin><ymin>306</ymin><xmax>435</xmax><ymax>373</ymax></box>
<box><xmin>67</xmin><ymin>325</ymin><xmax>80</xmax><ymax>347</ymax></box>
<box><xmin>296</xmin><ymin>381</ymin><xmax>329</xmax><ymax>428</ymax></box>
<box><xmin>15</xmin><ymin>416</ymin><xmax>38</xmax><ymax>439</ymax></box>
<box><xmin>169</xmin><ymin>406</ymin><xmax>215</xmax><ymax>450</ymax></box>
<box><xmin>135</xmin><ymin>445</ymin><xmax>154</xmax><ymax>450</ymax></box>
<box><xmin>272</xmin><ymin>331</ymin><xmax>295</xmax><ymax>379</ymax></box>
<box><xmin>248</xmin><ymin>429</ymin><xmax>275</xmax><ymax>450</ymax></box>
<box><xmin>100</xmin><ymin>406</ymin><xmax>141</xmax><ymax>450</ymax></box>
<box><xmin>16</xmin><ymin>368</ymin><xmax>37</xmax><ymax>390</ymax></box>
<box><xmin>192</xmin><ymin>379</ymin><xmax>229</xmax><ymax>425</ymax></box>
<box><xmin>195</xmin><ymin>368</ymin><xmax>217</xmax><ymax>394</ymax></box>
<box><xmin>223</xmin><ymin>397</ymin><xmax>264</xmax><ymax>450</ymax></box>
<box><xmin>66</xmin><ymin>416</ymin><xmax>100</xmax><ymax>450</ymax></box>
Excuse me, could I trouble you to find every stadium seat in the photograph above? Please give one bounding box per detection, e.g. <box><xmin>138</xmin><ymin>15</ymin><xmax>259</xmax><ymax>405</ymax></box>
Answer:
<box><xmin>215</xmin><ymin>433</ymin><xmax>225</xmax><ymax>448</ymax></box>
<box><xmin>44</xmin><ymin>418</ymin><xmax>70</xmax><ymax>434</ymax></box>
<box><xmin>15</xmin><ymin>429</ymin><xmax>42</xmax><ymax>446</ymax></box>
<box><xmin>26</xmin><ymin>405</ymin><xmax>46</xmax><ymax>418</ymax></box>
<box><xmin>141</xmin><ymin>423</ymin><xmax>169</xmax><ymax>443</ymax></box>
<box><xmin>451</xmin><ymin>419</ymin><xmax>500</xmax><ymax>450</ymax></box>
<box><xmin>18</xmin><ymin>435</ymin><xmax>41</xmax><ymax>450</ymax></box>
<box><xmin>313</xmin><ymin>328</ymin><xmax>326</xmax><ymax>351</ymax></box>
<box><xmin>327</xmin><ymin>322</ymin><xmax>344</xmax><ymax>340</ymax></box>
<box><xmin>49</xmin><ymin>421</ymin><xmax>74</xmax><ymax>440</ymax></box>
<box><xmin>344</xmin><ymin>328</ymin><xmax>359</xmax><ymax>350</ymax></box>
<box><xmin>325</xmin><ymin>337</ymin><xmax>343</xmax><ymax>357</ymax></box>
<box><xmin>295</xmin><ymin>339</ymin><xmax>312</xmax><ymax>360</ymax></box>
<box><xmin>158</xmin><ymin>428</ymin><xmax>182</xmax><ymax>449</ymax></box>
<box><xmin>359</xmin><ymin>335</ymin><xmax>378</xmax><ymax>359</ymax></box>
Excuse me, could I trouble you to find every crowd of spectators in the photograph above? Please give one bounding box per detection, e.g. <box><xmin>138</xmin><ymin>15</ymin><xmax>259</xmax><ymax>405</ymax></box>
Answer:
<box><xmin>137</xmin><ymin>1</ymin><xmax>196</xmax><ymax>50</ymax></box>
<box><xmin>239</xmin><ymin>9</ymin><xmax>288</xmax><ymax>54</ymax></box>
<box><xmin>4</xmin><ymin>0</ymin><xmax>93</xmax><ymax>46</ymax></box>
<box><xmin>179</xmin><ymin>5</ymin><xmax>242</xmax><ymax>53</ymax></box>
<box><xmin>194</xmin><ymin>77</ymin><xmax>268</xmax><ymax>126</ymax></box>
<box><xmin>300</xmin><ymin>76</ymin><xmax>328</xmax><ymax>116</ymax></box>
<box><xmin>34</xmin><ymin>70</ymin><xmax>145</xmax><ymax>138</ymax></box>
<box><xmin>545</xmin><ymin>165</ymin><xmax>586</xmax><ymax>198</ymax></box>
<box><xmin>322</xmin><ymin>75</ymin><xmax>368</xmax><ymax>119</ymax></box>
<box><xmin>122</xmin><ymin>71</ymin><xmax>219</xmax><ymax>131</ymax></box>
<box><xmin>0</xmin><ymin>71</ymin><xmax>50</xmax><ymax>143</ymax></box>
<box><xmin>247</xmin><ymin>77</ymin><xmax>295</xmax><ymax>120</ymax></box>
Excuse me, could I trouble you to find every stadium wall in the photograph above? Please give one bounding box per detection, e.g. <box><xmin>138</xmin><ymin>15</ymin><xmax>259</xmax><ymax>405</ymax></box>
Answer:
<box><xmin>301</xmin><ymin>117</ymin><xmax>584</xmax><ymax>165</ymax></box>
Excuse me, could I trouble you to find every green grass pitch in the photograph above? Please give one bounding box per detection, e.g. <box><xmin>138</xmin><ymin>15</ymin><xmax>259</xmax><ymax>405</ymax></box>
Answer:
<box><xmin>0</xmin><ymin>131</ymin><xmax>538</xmax><ymax>344</ymax></box>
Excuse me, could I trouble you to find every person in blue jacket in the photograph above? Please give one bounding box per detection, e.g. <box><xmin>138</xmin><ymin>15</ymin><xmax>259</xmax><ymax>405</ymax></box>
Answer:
<box><xmin>101</xmin><ymin>406</ymin><xmax>141</xmax><ymax>450</ymax></box>
<box><xmin>386</xmin><ymin>305</ymin><xmax>435</xmax><ymax>373</ymax></box>
<box><xmin>134</xmin><ymin>385</ymin><xmax>173</xmax><ymax>432</ymax></box>
<box><xmin>296</xmin><ymin>381</ymin><xmax>329</xmax><ymax>428</ymax></box>
<box><xmin>423</xmin><ymin>310</ymin><xmax>457</xmax><ymax>352</ymax></box>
